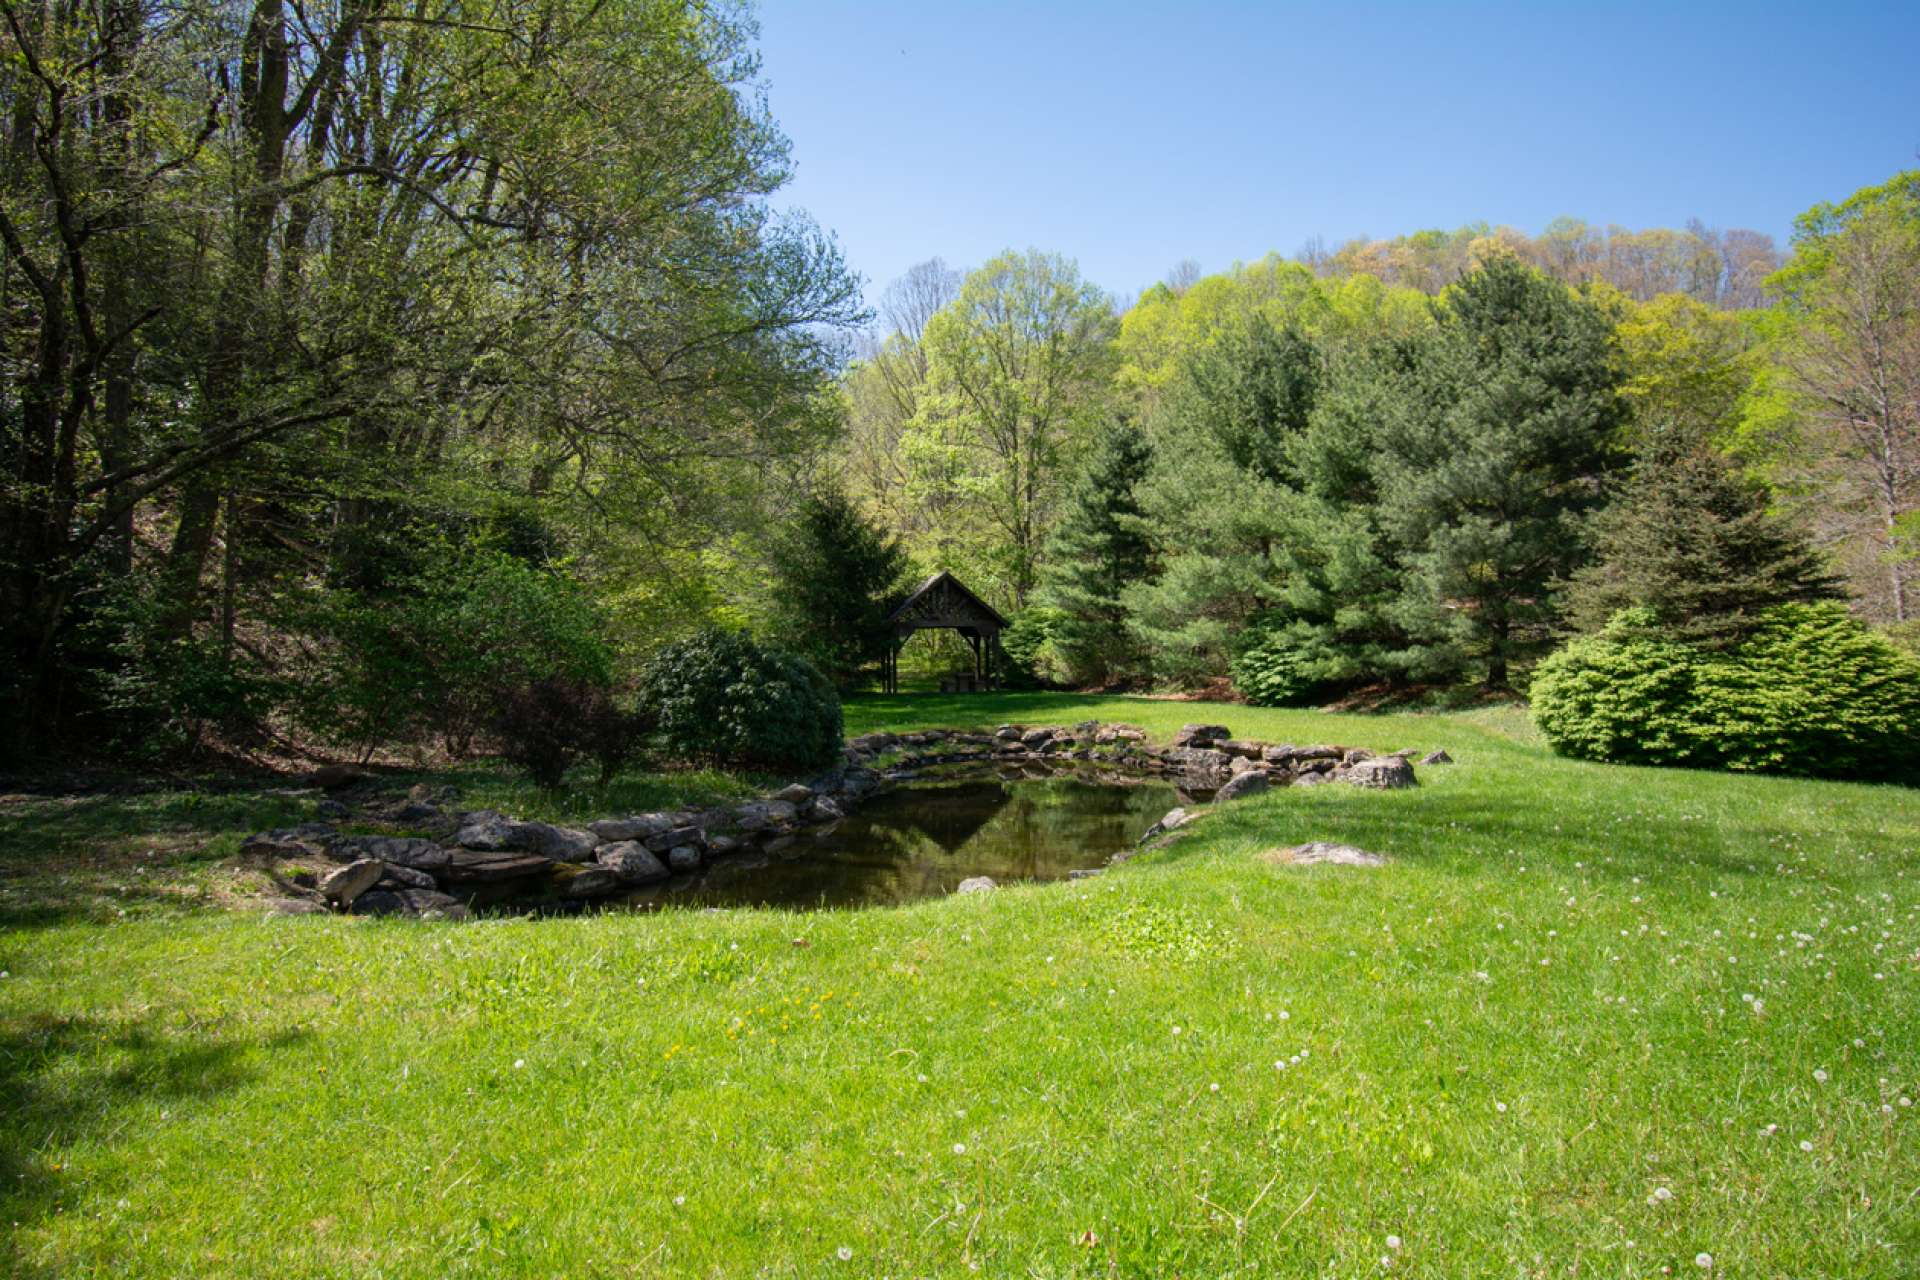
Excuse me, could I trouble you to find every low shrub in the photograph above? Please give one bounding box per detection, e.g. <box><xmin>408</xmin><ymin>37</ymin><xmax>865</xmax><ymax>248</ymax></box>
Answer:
<box><xmin>638</xmin><ymin>628</ymin><xmax>841</xmax><ymax>771</ymax></box>
<box><xmin>300</xmin><ymin>554</ymin><xmax>612</xmax><ymax>757</ymax></box>
<box><xmin>1532</xmin><ymin>604</ymin><xmax>1920</xmax><ymax>781</ymax></box>
<box><xmin>1229</xmin><ymin>630</ymin><xmax>1318</xmax><ymax>707</ymax></box>
<box><xmin>491</xmin><ymin>680</ymin><xmax>648</xmax><ymax>790</ymax></box>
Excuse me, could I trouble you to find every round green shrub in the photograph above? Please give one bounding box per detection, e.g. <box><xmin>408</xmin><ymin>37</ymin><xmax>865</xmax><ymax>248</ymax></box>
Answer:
<box><xmin>1532</xmin><ymin>604</ymin><xmax>1920</xmax><ymax>782</ymax></box>
<box><xmin>638</xmin><ymin>628</ymin><xmax>842</xmax><ymax>771</ymax></box>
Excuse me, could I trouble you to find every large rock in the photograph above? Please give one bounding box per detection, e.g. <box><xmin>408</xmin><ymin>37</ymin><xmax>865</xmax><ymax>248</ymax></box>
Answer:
<box><xmin>326</xmin><ymin>835</ymin><xmax>450</xmax><ymax>873</ymax></box>
<box><xmin>642</xmin><ymin>825</ymin><xmax>705</xmax><ymax>854</ymax></box>
<box><xmin>1171</xmin><ymin>723</ymin><xmax>1230</xmax><ymax>749</ymax></box>
<box><xmin>597</xmin><ymin>841</ymin><xmax>669</xmax><ymax>885</ymax></box>
<box><xmin>1262</xmin><ymin>744</ymin><xmax>1339</xmax><ymax>764</ymax></box>
<box><xmin>1216</xmin><ymin>739</ymin><xmax>1265</xmax><ymax>759</ymax></box>
<box><xmin>1020</xmin><ymin>727</ymin><xmax>1056</xmax><ymax>748</ymax></box>
<box><xmin>1342</xmin><ymin>756</ymin><xmax>1417</xmax><ymax>790</ymax></box>
<box><xmin>452</xmin><ymin>810</ymin><xmax>518</xmax><ymax>851</ymax></box>
<box><xmin>665</xmin><ymin>844</ymin><xmax>702</xmax><ymax>873</ymax></box>
<box><xmin>1169</xmin><ymin>747</ymin><xmax>1233</xmax><ymax>777</ymax></box>
<box><xmin>441</xmin><ymin>850</ymin><xmax>553</xmax><ymax>882</ymax></box>
<box><xmin>350</xmin><ymin>888</ymin><xmax>468</xmax><ymax>918</ymax></box>
<box><xmin>772</xmin><ymin>783</ymin><xmax>815</xmax><ymax>805</ymax></box>
<box><xmin>809</xmin><ymin>796</ymin><xmax>845</xmax><ymax>822</ymax></box>
<box><xmin>317</xmin><ymin>858</ymin><xmax>384</xmax><ymax>905</ymax></box>
<box><xmin>1215</xmin><ymin>771</ymin><xmax>1271</xmax><ymax>803</ymax></box>
<box><xmin>1094</xmin><ymin>724</ymin><xmax>1146</xmax><ymax>744</ymax></box>
<box><xmin>378</xmin><ymin>863</ymin><xmax>438</xmax><ymax>890</ymax></box>
<box><xmin>956</xmin><ymin>876</ymin><xmax>997</xmax><ymax>893</ymax></box>
<box><xmin>516</xmin><ymin>822</ymin><xmax>597</xmax><ymax>862</ymax></box>
<box><xmin>589</xmin><ymin>814</ymin><xmax>675</xmax><ymax>843</ymax></box>
<box><xmin>1140</xmin><ymin>806</ymin><xmax>1198</xmax><ymax>842</ymax></box>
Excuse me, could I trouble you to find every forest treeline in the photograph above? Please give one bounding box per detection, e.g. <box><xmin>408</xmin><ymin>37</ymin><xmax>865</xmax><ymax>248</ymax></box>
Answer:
<box><xmin>1</xmin><ymin>0</ymin><xmax>1914</xmax><ymax>764</ymax></box>
<box><xmin>839</xmin><ymin>175</ymin><xmax>1918</xmax><ymax>700</ymax></box>
<box><xmin>0</xmin><ymin>0</ymin><xmax>860</xmax><ymax>759</ymax></box>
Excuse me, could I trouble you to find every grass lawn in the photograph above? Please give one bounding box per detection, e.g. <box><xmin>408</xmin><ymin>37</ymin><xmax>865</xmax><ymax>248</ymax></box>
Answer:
<box><xmin>3</xmin><ymin>693</ymin><xmax>1918</xmax><ymax>1276</ymax></box>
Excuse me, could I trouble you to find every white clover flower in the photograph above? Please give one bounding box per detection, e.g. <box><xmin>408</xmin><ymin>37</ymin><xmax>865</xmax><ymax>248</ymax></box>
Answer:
<box><xmin>1652</xmin><ymin>1186</ymin><xmax>1674</xmax><ymax>1202</ymax></box>
<box><xmin>1696</xmin><ymin>1253</ymin><xmax>1712</xmax><ymax>1269</ymax></box>
<box><xmin>1386</xmin><ymin>1234</ymin><xmax>1402</xmax><ymax>1250</ymax></box>
<box><xmin>1495</xmin><ymin>1101</ymin><xmax>1508</xmax><ymax>1114</ymax></box>
<box><xmin>953</xmin><ymin>1143</ymin><xmax>966</xmax><ymax>1155</ymax></box>
<box><xmin>836</xmin><ymin>1246</ymin><xmax>853</xmax><ymax>1262</ymax></box>
<box><xmin>1800</xmin><ymin>1140</ymin><xmax>1814</xmax><ymax>1152</ymax></box>
<box><xmin>1814</xmin><ymin>1068</ymin><xmax>1829</xmax><ymax>1083</ymax></box>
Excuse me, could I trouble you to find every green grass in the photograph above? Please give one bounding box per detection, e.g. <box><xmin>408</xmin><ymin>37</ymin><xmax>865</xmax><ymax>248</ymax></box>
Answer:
<box><xmin>3</xmin><ymin>694</ymin><xmax>1918</xmax><ymax>1276</ymax></box>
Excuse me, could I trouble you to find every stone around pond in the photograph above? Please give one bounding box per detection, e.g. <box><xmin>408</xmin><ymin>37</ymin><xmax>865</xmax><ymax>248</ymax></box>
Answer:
<box><xmin>1422</xmin><ymin>749</ymin><xmax>1453</xmax><ymax>764</ymax></box>
<box><xmin>597</xmin><ymin>841</ymin><xmax>669</xmax><ymax>885</ymax></box>
<box><xmin>589</xmin><ymin>814</ymin><xmax>674</xmax><ymax>843</ymax></box>
<box><xmin>1215</xmin><ymin>771</ymin><xmax>1270</xmax><ymax>803</ymax></box>
<box><xmin>956</xmin><ymin>876</ymin><xmax>997</xmax><ymax>893</ymax></box>
<box><xmin>318</xmin><ymin>858</ymin><xmax>383</xmax><ymax>905</ymax></box>
<box><xmin>441</xmin><ymin>850</ymin><xmax>554</xmax><ymax>882</ymax></box>
<box><xmin>1172</xmin><ymin>724</ymin><xmax>1231</xmax><ymax>749</ymax></box>
<box><xmin>351</xmin><ymin>888</ymin><xmax>469</xmax><ymax>918</ymax></box>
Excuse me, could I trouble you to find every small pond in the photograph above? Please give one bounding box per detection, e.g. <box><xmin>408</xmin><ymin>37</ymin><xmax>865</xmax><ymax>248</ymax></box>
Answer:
<box><xmin>644</xmin><ymin>765</ymin><xmax>1211</xmax><ymax>911</ymax></box>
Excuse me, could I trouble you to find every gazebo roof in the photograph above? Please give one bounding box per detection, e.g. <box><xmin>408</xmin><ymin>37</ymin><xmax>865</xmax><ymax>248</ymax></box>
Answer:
<box><xmin>885</xmin><ymin>571</ymin><xmax>1009</xmax><ymax>632</ymax></box>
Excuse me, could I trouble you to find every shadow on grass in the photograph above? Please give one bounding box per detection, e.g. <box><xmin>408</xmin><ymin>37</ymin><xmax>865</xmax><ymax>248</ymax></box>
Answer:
<box><xmin>0</xmin><ymin>1010</ymin><xmax>306</xmax><ymax>1274</ymax></box>
<box><xmin>0</xmin><ymin>790</ymin><xmax>315</xmax><ymax>930</ymax></box>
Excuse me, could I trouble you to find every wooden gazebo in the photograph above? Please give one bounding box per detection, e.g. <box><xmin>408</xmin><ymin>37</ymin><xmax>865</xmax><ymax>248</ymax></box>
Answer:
<box><xmin>882</xmin><ymin>571</ymin><xmax>1009</xmax><ymax>694</ymax></box>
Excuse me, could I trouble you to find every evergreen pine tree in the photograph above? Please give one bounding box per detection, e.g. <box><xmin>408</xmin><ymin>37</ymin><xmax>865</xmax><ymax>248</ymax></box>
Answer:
<box><xmin>766</xmin><ymin>487</ymin><xmax>912</xmax><ymax>688</ymax></box>
<box><xmin>1122</xmin><ymin>316</ymin><xmax>1321</xmax><ymax>681</ymax></box>
<box><xmin>1375</xmin><ymin>258</ymin><xmax>1627</xmax><ymax>686</ymax></box>
<box><xmin>1038</xmin><ymin>422</ymin><xmax>1154</xmax><ymax>684</ymax></box>
<box><xmin>1564</xmin><ymin>427</ymin><xmax>1843</xmax><ymax>644</ymax></box>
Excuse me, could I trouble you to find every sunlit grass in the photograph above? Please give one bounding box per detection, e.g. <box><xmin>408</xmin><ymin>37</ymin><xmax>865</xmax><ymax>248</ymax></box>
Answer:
<box><xmin>2</xmin><ymin>693</ymin><xmax>1917</xmax><ymax>1276</ymax></box>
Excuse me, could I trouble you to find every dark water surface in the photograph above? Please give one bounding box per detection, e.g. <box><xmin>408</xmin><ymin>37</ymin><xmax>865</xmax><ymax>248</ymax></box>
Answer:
<box><xmin>659</xmin><ymin>766</ymin><xmax>1207</xmax><ymax>911</ymax></box>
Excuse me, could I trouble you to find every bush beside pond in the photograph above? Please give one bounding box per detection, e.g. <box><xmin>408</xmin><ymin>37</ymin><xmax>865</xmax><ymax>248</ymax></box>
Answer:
<box><xmin>1531</xmin><ymin>603</ymin><xmax>1920</xmax><ymax>782</ymax></box>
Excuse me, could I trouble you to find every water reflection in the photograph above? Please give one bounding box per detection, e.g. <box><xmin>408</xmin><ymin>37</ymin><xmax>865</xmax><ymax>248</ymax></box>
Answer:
<box><xmin>668</xmin><ymin>766</ymin><xmax>1199</xmax><ymax>911</ymax></box>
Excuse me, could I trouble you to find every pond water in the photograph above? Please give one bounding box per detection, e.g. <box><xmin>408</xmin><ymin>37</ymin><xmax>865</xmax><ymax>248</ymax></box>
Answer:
<box><xmin>652</xmin><ymin>765</ymin><xmax>1210</xmax><ymax>911</ymax></box>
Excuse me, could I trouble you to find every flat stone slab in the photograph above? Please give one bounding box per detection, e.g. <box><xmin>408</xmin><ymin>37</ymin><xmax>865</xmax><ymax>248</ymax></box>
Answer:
<box><xmin>440</xmin><ymin>850</ymin><xmax>554</xmax><ymax>882</ymax></box>
<box><xmin>1261</xmin><ymin>841</ymin><xmax>1389</xmax><ymax>868</ymax></box>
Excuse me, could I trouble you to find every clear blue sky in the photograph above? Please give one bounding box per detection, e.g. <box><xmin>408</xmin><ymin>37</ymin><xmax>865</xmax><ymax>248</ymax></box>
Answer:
<box><xmin>754</xmin><ymin>1</ymin><xmax>1920</xmax><ymax>308</ymax></box>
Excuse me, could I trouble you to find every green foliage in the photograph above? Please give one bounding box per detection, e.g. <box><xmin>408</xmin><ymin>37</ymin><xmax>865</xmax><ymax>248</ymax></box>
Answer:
<box><xmin>1563</xmin><ymin>427</ymin><xmax>1842</xmax><ymax>644</ymax></box>
<box><xmin>301</xmin><ymin>555</ymin><xmax>613</xmax><ymax>757</ymax></box>
<box><xmin>638</xmin><ymin>628</ymin><xmax>842</xmax><ymax>771</ymax></box>
<box><xmin>1532</xmin><ymin>604</ymin><xmax>1920</xmax><ymax>780</ymax></box>
<box><xmin>1229</xmin><ymin>628</ymin><xmax>1319</xmax><ymax>707</ymax></box>
<box><xmin>1374</xmin><ymin>257</ymin><xmax>1627</xmax><ymax>685</ymax></box>
<box><xmin>909</xmin><ymin>250</ymin><xmax>1118</xmax><ymax>605</ymax></box>
<box><xmin>996</xmin><ymin>607</ymin><xmax>1066</xmax><ymax>690</ymax></box>
<box><xmin>1037</xmin><ymin>422</ymin><xmax>1154</xmax><ymax>685</ymax></box>
<box><xmin>765</xmin><ymin>486</ymin><xmax>912</xmax><ymax>688</ymax></box>
<box><xmin>1124</xmin><ymin>315</ymin><xmax>1320</xmax><ymax>681</ymax></box>
<box><xmin>491</xmin><ymin>680</ymin><xmax>648</xmax><ymax>790</ymax></box>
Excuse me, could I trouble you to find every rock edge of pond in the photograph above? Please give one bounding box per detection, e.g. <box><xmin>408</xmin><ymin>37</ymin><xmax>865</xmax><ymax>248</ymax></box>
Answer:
<box><xmin>248</xmin><ymin>722</ymin><xmax>1448</xmax><ymax>919</ymax></box>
